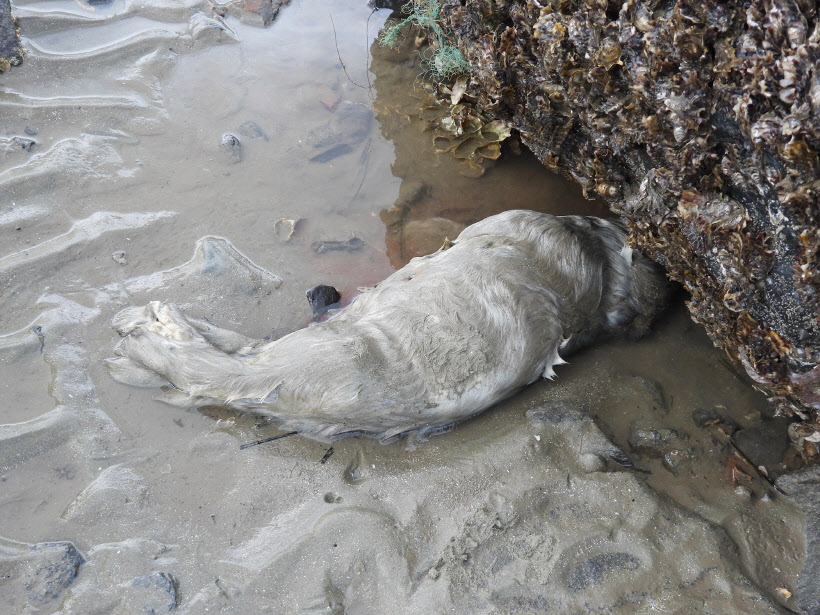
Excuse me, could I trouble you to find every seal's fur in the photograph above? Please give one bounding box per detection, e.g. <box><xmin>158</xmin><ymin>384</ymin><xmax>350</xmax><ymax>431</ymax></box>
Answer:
<box><xmin>107</xmin><ymin>210</ymin><xmax>668</xmax><ymax>441</ymax></box>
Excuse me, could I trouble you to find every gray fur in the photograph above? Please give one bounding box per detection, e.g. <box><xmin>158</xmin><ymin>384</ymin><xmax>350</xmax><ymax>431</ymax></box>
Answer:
<box><xmin>107</xmin><ymin>210</ymin><xmax>668</xmax><ymax>441</ymax></box>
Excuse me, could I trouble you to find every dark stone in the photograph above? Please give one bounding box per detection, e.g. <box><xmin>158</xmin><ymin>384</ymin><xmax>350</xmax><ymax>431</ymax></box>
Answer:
<box><xmin>24</xmin><ymin>541</ymin><xmax>85</xmax><ymax>603</ymax></box>
<box><xmin>309</xmin><ymin>143</ymin><xmax>353</xmax><ymax>163</ymax></box>
<box><xmin>219</xmin><ymin>133</ymin><xmax>241</xmax><ymax>163</ymax></box>
<box><xmin>12</xmin><ymin>136</ymin><xmax>35</xmax><ymax>151</ymax></box>
<box><xmin>311</xmin><ymin>237</ymin><xmax>364</xmax><ymax>254</ymax></box>
<box><xmin>775</xmin><ymin>465</ymin><xmax>820</xmax><ymax>615</ymax></box>
<box><xmin>628</xmin><ymin>420</ymin><xmax>688</xmax><ymax>457</ymax></box>
<box><xmin>567</xmin><ymin>552</ymin><xmax>640</xmax><ymax>592</ymax></box>
<box><xmin>733</xmin><ymin>419</ymin><xmax>792</xmax><ymax>468</ymax></box>
<box><xmin>0</xmin><ymin>0</ymin><xmax>23</xmax><ymax>72</ymax></box>
<box><xmin>306</xmin><ymin>284</ymin><xmax>341</xmax><ymax>317</ymax></box>
<box><xmin>131</xmin><ymin>571</ymin><xmax>178</xmax><ymax>613</ymax></box>
<box><xmin>692</xmin><ymin>408</ymin><xmax>724</xmax><ymax>428</ymax></box>
<box><xmin>661</xmin><ymin>448</ymin><xmax>696</xmax><ymax>476</ymax></box>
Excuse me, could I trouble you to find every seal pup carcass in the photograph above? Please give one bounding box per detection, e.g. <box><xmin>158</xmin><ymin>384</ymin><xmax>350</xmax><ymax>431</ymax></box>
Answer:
<box><xmin>107</xmin><ymin>210</ymin><xmax>668</xmax><ymax>441</ymax></box>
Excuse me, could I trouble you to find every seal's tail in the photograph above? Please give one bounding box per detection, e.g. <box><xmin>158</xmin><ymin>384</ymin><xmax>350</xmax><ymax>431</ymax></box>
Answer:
<box><xmin>106</xmin><ymin>301</ymin><xmax>265</xmax><ymax>407</ymax></box>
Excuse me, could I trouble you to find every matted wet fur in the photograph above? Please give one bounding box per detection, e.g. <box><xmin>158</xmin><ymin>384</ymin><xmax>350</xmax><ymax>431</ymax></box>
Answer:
<box><xmin>107</xmin><ymin>210</ymin><xmax>668</xmax><ymax>441</ymax></box>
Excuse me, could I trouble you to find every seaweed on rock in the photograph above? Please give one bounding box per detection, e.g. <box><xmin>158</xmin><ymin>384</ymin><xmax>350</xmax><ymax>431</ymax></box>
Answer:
<box><xmin>379</xmin><ymin>0</ymin><xmax>471</xmax><ymax>80</ymax></box>
<box><xmin>435</xmin><ymin>0</ymin><xmax>820</xmax><ymax>454</ymax></box>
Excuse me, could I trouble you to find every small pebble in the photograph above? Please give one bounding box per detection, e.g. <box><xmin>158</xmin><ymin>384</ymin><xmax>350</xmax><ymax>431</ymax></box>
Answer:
<box><xmin>306</xmin><ymin>284</ymin><xmax>341</xmax><ymax>317</ymax></box>
<box><xmin>219</xmin><ymin>133</ymin><xmax>242</xmax><ymax>163</ymax></box>
<box><xmin>733</xmin><ymin>485</ymin><xmax>752</xmax><ymax>498</ymax></box>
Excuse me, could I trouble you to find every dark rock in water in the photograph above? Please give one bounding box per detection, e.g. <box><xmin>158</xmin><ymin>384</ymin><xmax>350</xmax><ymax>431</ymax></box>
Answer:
<box><xmin>239</xmin><ymin>120</ymin><xmax>268</xmax><ymax>141</ymax></box>
<box><xmin>306</xmin><ymin>284</ymin><xmax>341</xmax><ymax>317</ymax></box>
<box><xmin>567</xmin><ymin>552</ymin><xmax>641</xmax><ymax>592</ymax></box>
<box><xmin>661</xmin><ymin>448</ymin><xmax>697</xmax><ymax>476</ymax></box>
<box><xmin>219</xmin><ymin>133</ymin><xmax>242</xmax><ymax>163</ymax></box>
<box><xmin>603</xmin><ymin>448</ymin><xmax>642</xmax><ymax>471</ymax></box>
<box><xmin>26</xmin><ymin>542</ymin><xmax>85</xmax><ymax>603</ymax></box>
<box><xmin>734</xmin><ymin>419</ymin><xmax>792</xmax><ymax>469</ymax></box>
<box><xmin>23</xmin><ymin>125</ymin><xmax>37</xmax><ymax>136</ymax></box>
<box><xmin>309</xmin><ymin>143</ymin><xmax>353</xmax><ymax>164</ymax></box>
<box><xmin>0</xmin><ymin>0</ymin><xmax>23</xmax><ymax>72</ymax></box>
<box><xmin>311</xmin><ymin>237</ymin><xmax>364</xmax><ymax>254</ymax></box>
<box><xmin>131</xmin><ymin>571</ymin><xmax>178</xmax><ymax>613</ymax></box>
<box><xmin>776</xmin><ymin>465</ymin><xmax>820</xmax><ymax>615</ymax></box>
<box><xmin>692</xmin><ymin>407</ymin><xmax>736</xmax><ymax>430</ymax></box>
<box><xmin>86</xmin><ymin>0</ymin><xmax>114</xmax><ymax>6</ymax></box>
<box><xmin>437</xmin><ymin>0</ymin><xmax>820</xmax><ymax>447</ymax></box>
<box><xmin>12</xmin><ymin>136</ymin><xmax>35</xmax><ymax>151</ymax></box>
<box><xmin>0</xmin><ymin>540</ymin><xmax>86</xmax><ymax>605</ymax></box>
<box><xmin>628</xmin><ymin>419</ymin><xmax>688</xmax><ymax>458</ymax></box>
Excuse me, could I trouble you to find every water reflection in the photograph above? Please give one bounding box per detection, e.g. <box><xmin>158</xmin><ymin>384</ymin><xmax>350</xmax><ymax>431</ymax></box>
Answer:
<box><xmin>367</xmin><ymin>24</ymin><xmax>609</xmax><ymax>267</ymax></box>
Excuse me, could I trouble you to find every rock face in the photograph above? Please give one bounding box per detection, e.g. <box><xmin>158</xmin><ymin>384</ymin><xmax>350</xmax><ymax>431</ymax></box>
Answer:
<box><xmin>436</xmin><ymin>0</ymin><xmax>820</xmax><ymax>448</ymax></box>
<box><xmin>0</xmin><ymin>0</ymin><xmax>23</xmax><ymax>72</ymax></box>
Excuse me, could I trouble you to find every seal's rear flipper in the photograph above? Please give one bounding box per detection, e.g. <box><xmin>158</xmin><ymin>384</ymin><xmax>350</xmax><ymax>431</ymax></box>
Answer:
<box><xmin>105</xmin><ymin>355</ymin><xmax>170</xmax><ymax>388</ymax></box>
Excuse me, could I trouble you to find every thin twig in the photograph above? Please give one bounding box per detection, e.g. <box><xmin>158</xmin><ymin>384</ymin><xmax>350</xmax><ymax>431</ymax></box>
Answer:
<box><xmin>365</xmin><ymin>8</ymin><xmax>377</xmax><ymax>99</ymax></box>
<box><xmin>342</xmin><ymin>140</ymin><xmax>372</xmax><ymax>211</ymax></box>
<box><xmin>330</xmin><ymin>13</ymin><xmax>367</xmax><ymax>89</ymax></box>
<box><xmin>319</xmin><ymin>447</ymin><xmax>335</xmax><ymax>464</ymax></box>
<box><xmin>214</xmin><ymin>578</ymin><xmax>230</xmax><ymax>600</ymax></box>
<box><xmin>239</xmin><ymin>431</ymin><xmax>299</xmax><ymax>450</ymax></box>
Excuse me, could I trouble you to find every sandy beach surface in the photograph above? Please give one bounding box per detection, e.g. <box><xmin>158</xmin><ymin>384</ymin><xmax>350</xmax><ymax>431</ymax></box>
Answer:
<box><xmin>0</xmin><ymin>1</ymin><xmax>809</xmax><ymax>613</ymax></box>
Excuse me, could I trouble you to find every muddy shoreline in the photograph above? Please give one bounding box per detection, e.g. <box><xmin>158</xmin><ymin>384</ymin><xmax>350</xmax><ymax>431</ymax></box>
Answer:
<box><xmin>0</xmin><ymin>1</ymin><xmax>812</xmax><ymax>612</ymax></box>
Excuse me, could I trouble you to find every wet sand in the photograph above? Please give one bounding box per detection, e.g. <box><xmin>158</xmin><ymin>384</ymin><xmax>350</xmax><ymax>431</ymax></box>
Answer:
<box><xmin>0</xmin><ymin>1</ymin><xmax>806</xmax><ymax>613</ymax></box>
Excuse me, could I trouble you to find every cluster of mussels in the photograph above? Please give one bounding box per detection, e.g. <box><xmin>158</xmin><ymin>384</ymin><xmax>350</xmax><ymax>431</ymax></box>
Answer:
<box><xmin>438</xmin><ymin>0</ymin><xmax>820</xmax><ymax>454</ymax></box>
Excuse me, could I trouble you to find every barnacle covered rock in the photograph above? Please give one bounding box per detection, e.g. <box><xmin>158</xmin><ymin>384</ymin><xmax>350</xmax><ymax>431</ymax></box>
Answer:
<box><xmin>436</xmin><ymin>0</ymin><xmax>820</xmax><ymax>451</ymax></box>
<box><xmin>0</xmin><ymin>0</ymin><xmax>23</xmax><ymax>72</ymax></box>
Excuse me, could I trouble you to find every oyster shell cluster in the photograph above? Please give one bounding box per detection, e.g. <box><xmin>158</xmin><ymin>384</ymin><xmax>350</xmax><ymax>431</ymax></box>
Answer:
<box><xmin>420</xmin><ymin>80</ymin><xmax>513</xmax><ymax>177</ymax></box>
<box><xmin>439</xmin><ymin>0</ymin><xmax>820</xmax><ymax>453</ymax></box>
